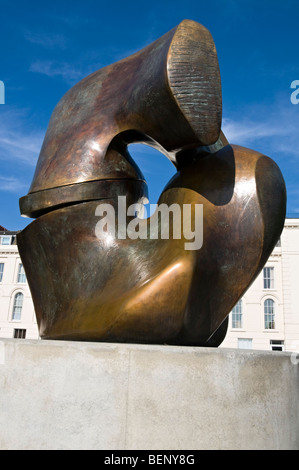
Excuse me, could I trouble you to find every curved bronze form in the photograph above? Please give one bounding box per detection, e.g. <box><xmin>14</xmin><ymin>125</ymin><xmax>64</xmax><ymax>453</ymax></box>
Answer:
<box><xmin>18</xmin><ymin>20</ymin><xmax>286</xmax><ymax>346</ymax></box>
<box><xmin>20</xmin><ymin>19</ymin><xmax>223</xmax><ymax>217</ymax></box>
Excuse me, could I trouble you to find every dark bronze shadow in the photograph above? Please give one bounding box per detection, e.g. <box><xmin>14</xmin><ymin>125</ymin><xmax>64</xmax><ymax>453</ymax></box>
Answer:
<box><xmin>161</xmin><ymin>144</ymin><xmax>236</xmax><ymax>206</ymax></box>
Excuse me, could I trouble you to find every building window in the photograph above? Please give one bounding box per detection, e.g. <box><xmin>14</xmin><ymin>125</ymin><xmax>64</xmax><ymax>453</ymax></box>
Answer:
<box><xmin>270</xmin><ymin>340</ymin><xmax>284</xmax><ymax>351</ymax></box>
<box><xmin>1</xmin><ymin>235</ymin><xmax>11</xmax><ymax>245</ymax></box>
<box><xmin>17</xmin><ymin>264</ymin><xmax>26</xmax><ymax>283</ymax></box>
<box><xmin>232</xmin><ymin>300</ymin><xmax>243</xmax><ymax>328</ymax></box>
<box><xmin>12</xmin><ymin>292</ymin><xmax>24</xmax><ymax>321</ymax></box>
<box><xmin>264</xmin><ymin>299</ymin><xmax>275</xmax><ymax>329</ymax></box>
<box><xmin>263</xmin><ymin>267</ymin><xmax>274</xmax><ymax>289</ymax></box>
<box><xmin>0</xmin><ymin>263</ymin><xmax>4</xmax><ymax>282</ymax></box>
<box><xmin>238</xmin><ymin>338</ymin><xmax>252</xmax><ymax>349</ymax></box>
<box><xmin>14</xmin><ymin>329</ymin><xmax>26</xmax><ymax>339</ymax></box>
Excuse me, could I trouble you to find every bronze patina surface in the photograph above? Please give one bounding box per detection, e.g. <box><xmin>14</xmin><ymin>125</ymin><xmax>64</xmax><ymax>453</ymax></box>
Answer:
<box><xmin>20</xmin><ymin>19</ymin><xmax>222</xmax><ymax>216</ymax></box>
<box><xmin>18</xmin><ymin>20</ymin><xmax>286</xmax><ymax>346</ymax></box>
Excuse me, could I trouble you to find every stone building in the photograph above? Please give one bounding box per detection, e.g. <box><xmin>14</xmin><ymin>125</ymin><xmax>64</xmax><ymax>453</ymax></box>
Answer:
<box><xmin>221</xmin><ymin>217</ymin><xmax>299</xmax><ymax>353</ymax></box>
<box><xmin>0</xmin><ymin>219</ymin><xmax>298</xmax><ymax>354</ymax></box>
<box><xmin>0</xmin><ymin>227</ymin><xmax>38</xmax><ymax>340</ymax></box>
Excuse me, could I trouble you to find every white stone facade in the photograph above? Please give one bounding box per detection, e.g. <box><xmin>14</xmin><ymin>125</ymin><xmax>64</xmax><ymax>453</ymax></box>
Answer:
<box><xmin>0</xmin><ymin>233</ymin><xmax>38</xmax><ymax>340</ymax></box>
<box><xmin>221</xmin><ymin>218</ymin><xmax>299</xmax><ymax>353</ymax></box>
<box><xmin>0</xmin><ymin>219</ymin><xmax>298</xmax><ymax>353</ymax></box>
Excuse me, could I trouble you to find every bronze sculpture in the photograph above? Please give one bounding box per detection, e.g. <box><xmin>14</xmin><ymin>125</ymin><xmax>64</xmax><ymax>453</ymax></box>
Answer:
<box><xmin>17</xmin><ymin>20</ymin><xmax>286</xmax><ymax>346</ymax></box>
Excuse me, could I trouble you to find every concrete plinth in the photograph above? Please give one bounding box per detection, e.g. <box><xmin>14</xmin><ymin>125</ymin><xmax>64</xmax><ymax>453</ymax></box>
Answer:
<box><xmin>0</xmin><ymin>339</ymin><xmax>298</xmax><ymax>450</ymax></box>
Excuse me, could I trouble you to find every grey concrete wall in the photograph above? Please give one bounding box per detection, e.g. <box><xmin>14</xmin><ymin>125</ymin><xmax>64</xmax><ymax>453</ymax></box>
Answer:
<box><xmin>0</xmin><ymin>339</ymin><xmax>298</xmax><ymax>450</ymax></box>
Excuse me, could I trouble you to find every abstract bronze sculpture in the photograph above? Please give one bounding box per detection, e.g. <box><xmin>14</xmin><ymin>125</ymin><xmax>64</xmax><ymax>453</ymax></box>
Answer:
<box><xmin>18</xmin><ymin>20</ymin><xmax>286</xmax><ymax>346</ymax></box>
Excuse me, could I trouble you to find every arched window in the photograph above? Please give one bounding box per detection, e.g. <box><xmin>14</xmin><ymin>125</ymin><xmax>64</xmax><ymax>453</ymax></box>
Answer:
<box><xmin>232</xmin><ymin>299</ymin><xmax>243</xmax><ymax>328</ymax></box>
<box><xmin>264</xmin><ymin>299</ymin><xmax>275</xmax><ymax>329</ymax></box>
<box><xmin>12</xmin><ymin>292</ymin><xmax>24</xmax><ymax>321</ymax></box>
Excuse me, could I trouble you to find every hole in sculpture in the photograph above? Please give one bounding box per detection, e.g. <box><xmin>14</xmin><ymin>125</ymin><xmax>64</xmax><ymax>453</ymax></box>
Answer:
<box><xmin>128</xmin><ymin>143</ymin><xmax>176</xmax><ymax>218</ymax></box>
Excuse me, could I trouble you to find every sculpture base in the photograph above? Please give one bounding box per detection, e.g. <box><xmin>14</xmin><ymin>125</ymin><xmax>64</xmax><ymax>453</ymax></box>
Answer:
<box><xmin>0</xmin><ymin>339</ymin><xmax>298</xmax><ymax>450</ymax></box>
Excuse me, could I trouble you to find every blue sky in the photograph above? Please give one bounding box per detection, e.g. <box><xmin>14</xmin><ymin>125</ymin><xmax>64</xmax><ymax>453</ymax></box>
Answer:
<box><xmin>0</xmin><ymin>0</ymin><xmax>298</xmax><ymax>230</ymax></box>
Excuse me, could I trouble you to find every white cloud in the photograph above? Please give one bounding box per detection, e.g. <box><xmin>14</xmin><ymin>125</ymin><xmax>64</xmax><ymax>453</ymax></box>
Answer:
<box><xmin>222</xmin><ymin>117</ymin><xmax>280</xmax><ymax>143</ymax></box>
<box><xmin>24</xmin><ymin>30</ymin><xmax>67</xmax><ymax>49</ymax></box>
<box><xmin>55</xmin><ymin>15</ymin><xmax>94</xmax><ymax>28</ymax></box>
<box><xmin>29</xmin><ymin>60</ymin><xmax>85</xmax><ymax>85</ymax></box>
<box><xmin>222</xmin><ymin>101</ymin><xmax>299</xmax><ymax>158</ymax></box>
<box><xmin>222</xmin><ymin>100</ymin><xmax>299</xmax><ymax>216</ymax></box>
<box><xmin>0</xmin><ymin>109</ymin><xmax>44</xmax><ymax>167</ymax></box>
<box><xmin>0</xmin><ymin>176</ymin><xmax>28</xmax><ymax>193</ymax></box>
